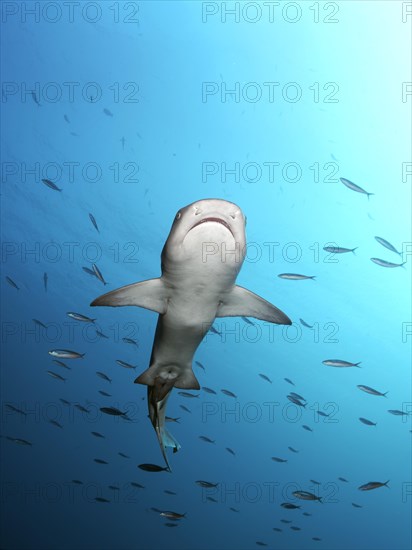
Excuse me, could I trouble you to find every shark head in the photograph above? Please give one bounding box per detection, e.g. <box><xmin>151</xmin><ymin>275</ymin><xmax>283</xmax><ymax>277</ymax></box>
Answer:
<box><xmin>161</xmin><ymin>199</ymin><xmax>246</xmax><ymax>272</ymax></box>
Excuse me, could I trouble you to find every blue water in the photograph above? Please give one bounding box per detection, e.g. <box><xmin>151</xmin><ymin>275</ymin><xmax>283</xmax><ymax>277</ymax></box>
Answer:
<box><xmin>1</xmin><ymin>2</ymin><xmax>411</xmax><ymax>549</ymax></box>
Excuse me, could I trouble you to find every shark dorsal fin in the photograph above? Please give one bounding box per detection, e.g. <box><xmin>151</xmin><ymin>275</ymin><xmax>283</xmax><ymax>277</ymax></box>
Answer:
<box><xmin>90</xmin><ymin>278</ymin><xmax>167</xmax><ymax>314</ymax></box>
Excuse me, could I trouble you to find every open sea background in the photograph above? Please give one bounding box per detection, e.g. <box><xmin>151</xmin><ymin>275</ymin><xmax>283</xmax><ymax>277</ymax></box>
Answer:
<box><xmin>1</xmin><ymin>2</ymin><xmax>411</xmax><ymax>549</ymax></box>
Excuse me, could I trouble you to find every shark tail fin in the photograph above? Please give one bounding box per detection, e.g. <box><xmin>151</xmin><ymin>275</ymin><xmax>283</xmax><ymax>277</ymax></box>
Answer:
<box><xmin>147</xmin><ymin>382</ymin><xmax>180</xmax><ymax>471</ymax></box>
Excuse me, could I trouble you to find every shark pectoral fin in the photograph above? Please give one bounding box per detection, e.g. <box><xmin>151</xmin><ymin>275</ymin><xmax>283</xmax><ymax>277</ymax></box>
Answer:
<box><xmin>90</xmin><ymin>278</ymin><xmax>167</xmax><ymax>314</ymax></box>
<box><xmin>217</xmin><ymin>285</ymin><xmax>292</xmax><ymax>325</ymax></box>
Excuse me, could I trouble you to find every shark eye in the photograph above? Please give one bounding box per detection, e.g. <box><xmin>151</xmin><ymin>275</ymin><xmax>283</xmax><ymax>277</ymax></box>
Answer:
<box><xmin>175</xmin><ymin>212</ymin><xmax>182</xmax><ymax>221</ymax></box>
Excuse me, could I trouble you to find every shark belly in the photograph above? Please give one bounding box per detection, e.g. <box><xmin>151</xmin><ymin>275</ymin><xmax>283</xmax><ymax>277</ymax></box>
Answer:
<box><xmin>135</xmin><ymin>283</ymin><xmax>226</xmax><ymax>391</ymax></box>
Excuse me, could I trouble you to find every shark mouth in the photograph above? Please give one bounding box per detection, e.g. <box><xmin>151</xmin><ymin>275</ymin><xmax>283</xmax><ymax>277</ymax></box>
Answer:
<box><xmin>190</xmin><ymin>217</ymin><xmax>234</xmax><ymax>237</ymax></box>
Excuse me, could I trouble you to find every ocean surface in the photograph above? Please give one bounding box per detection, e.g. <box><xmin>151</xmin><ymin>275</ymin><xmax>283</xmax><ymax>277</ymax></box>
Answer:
<box><xmin>1</xmin><ymin>2</ymin><xmax>411</xmax><ymax>549</ymax></box>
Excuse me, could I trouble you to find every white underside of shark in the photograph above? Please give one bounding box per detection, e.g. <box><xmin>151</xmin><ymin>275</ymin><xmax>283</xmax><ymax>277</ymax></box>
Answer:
<box><xmin>91</xmin><ymin>199</ymin><xmax>291</xmax><ymax>470</ymax></box>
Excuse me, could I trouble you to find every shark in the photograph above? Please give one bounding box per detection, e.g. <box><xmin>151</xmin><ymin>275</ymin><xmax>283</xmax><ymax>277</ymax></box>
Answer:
<box><xmin>91</xmin><ymin>199</ymin><xmax>291</xmax><ymax>470</ymax></box>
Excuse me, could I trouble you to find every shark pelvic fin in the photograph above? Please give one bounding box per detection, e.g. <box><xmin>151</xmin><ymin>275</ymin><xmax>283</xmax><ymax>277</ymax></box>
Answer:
<box><xmin>135</xmin><ymin>366</ymin><xmax>200</xmax><ymax>391</ymax></box>
<box><xmin>217</xmin><ymin>285</ymin><xmax>292</xmax><ymax>325</ymax></box>
<box><xmin>90</xmin><ymin>278</ymin><xmax>168</xmax><ymax>314</ymax></box>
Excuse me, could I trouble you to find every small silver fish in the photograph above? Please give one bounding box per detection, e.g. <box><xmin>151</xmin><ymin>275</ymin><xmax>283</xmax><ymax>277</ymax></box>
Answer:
<box><xmin>64</xmin><ymin>114</ymin><xmax>70</xmax><ymax>123</ymax></box>
<box><xmin>91</xmin><ymin>431</ymin><xmax>105</xmax><ymax>438</ymax></box>
<box><xmin>32</xmin><ymin>318</ymin><xmax>47</xmax><ymax>328</ymax></box>
<box><xmin>52</xmin><ymin>360</ymin><xmax>71</xmax><ymax>370</ymax></box>
<box><xmin>370</xmin><ymin>258</ymin><xmax>405</xmax><ymax>268</ymax></box>
<box><xmin>89</xmin><ymin>213</ymin><xmax>99</xmax><ymax>233</ymax></box>
<box><xmin>31</xmin><ymin>91</ymin><xmax>40</xmax><ymax>106</ymax></box>
<box><xmin>92</xmin><ymin>263</ymin><xmax>108</xmax><ymax>285</ymax></box>
<box><xmin>289</xmin><ymin>392</ymin><xmax>305</xmax><ymax>401</ymax></box>
<box><xmin>323</xmin><ymin>246</ymin><xmax>358</xmax><ymax>254</ymax></box>
<box><xmin>46</xmin><ymin>370</ymin><xmax>66</xmax><ymax>382</ymax></box>
<box><xmin>374</xmin><ymin>236</ymin><xmax>402</xmax><ymax>256</ymax></box>
<box><xmin>226</xmin><ymin>447</ymin><xmax>236</xmax><ymax>456</ymax></box>
<box><xmin>287</xmin><ymin>395</ymin><xmax>306</xmax><ymax>408</ymax></box>
<box><xmin>340</xmin><ymin>177</ymin><xmax>374</xmax><ymax>199</ymax></box>
<box><xmin>122</xmin><ymin>337</ymin><xmax>138</xmax><ymax>347</ymax></box>
<box><xmin>96</xmin><ymin>329</ymin><xmax>109</xmax><ymax>339</ymax></box>
<box><xmin>5</xmin><ymin>404</ymin><xmax>26</xmax><ymax>416</ymax></box>
<box><xmin>6</xmin><ymin>437</ymin><xmax>32</xmax><ymax>446</ymax></box>
<box><xmin>138</xmin><ymin>463</ymin><xmax>169</xmax><ymax>472</ymax></box>
<box><xmin>278</xmin><ymin>273</ymin><xmax>316</xmax><ymax>280</ymax></box>
<box><xmin>67</xmin><ymin>312</ymin><xmax>96</xmax><ymax>323</ymax></box>
<box><xmin>284</xmin><ymin>378</ymin><xmax>294</xmax><ymax>386</ymax></box>
<box><xmin>75</xmin><ymin>404</ymin><xmax>90</xmax><ymax>413</ymax></box>
<box><xmin>103</xmin><ymin>108</ymin><xmax>113</xmax><ymax>117</ymax></box>
<box><xmin>323</xmin><ymin>359</ymin><xmax>361</xmax><ymax>368</ymax></box>
<box><xmin>49</xmin><ymin>420</ymin><xmax>63</xmax><ymax>429</ymax></box>
<box><xmin>310</xmin><ymin>480</ymin><xmax>321</xmax><ymax>486</ymax></box>
<box><xmin>98</xmin><ymin>390</ymin><xmax>112</xmax><ymax>396</ymax></box>
<box><xmin>299</xmin><ymin>318</ymin><xmax>313</xmax><ymax>329</ymax></box>
<box><xmin>196</xmin><ymin>480</ymin><xmax>218</xmax><ymax>488</ymax></box>
<box><xmin>221</xmin><ymin>389</ymin><xmax>237</xmax><ymax>398</ymax></box>
<box><xmin>357</xmin><ymin>385</ymin><xmax>388</xmax><ymax>397</ymax></box>
<box><xmin>259</xmin><ymin>374</ymin><xmax>272</xmax><ymax>383</ymax></box>
<box><xmin>302</xmin><ymin>425</ymin><xmax>313</xmax><ymax>432</ymax></box>
<box><xmin>160</xmin><ymin>511</ymin><xmax>185</xmax><ymax>520</ymax></box>
<box><xmin>96</xmin><ymin>372</ymin><xmax>112</xmax><ymax>383</ymax></box>
<box><xmin>359</xmin><ymin>417</ymin><xmax>376</xmax><ymax>426</ymax></box>
<box><xmin>272</xmin><ymin>457</ymin><xmax>287</xmax><ymax>463</ymax></box>
<box><xmin>100</xmin><ymin>407</ymin><xmax>126</xmax><ymax>416</ymax></box>
<box><xmin>195</xmin><ymin>361</ymin><xmax>206</xmax><ymax>371</ymax></box>
<box><xmin>358</xmin><ymin>481</ymin><xmax>389</xmax><ymax>491</ymax></box>
<box><xmin>42</xmin><ymin>178</ymin><xmax>62</xmax><ymax>192</ymax></box>
<box><xmin>387</xmin><ymin>409</ymin><xmax>409</xmax><ymax>416</ymax></box>
<box><xmin>202</xmin><ymin>387</ymin><xmax>217</xmax><ymax>395</ymax></box>
<box><xmin>6</xmin><ymin>276</ymin><xmax>19</xmax><ymax>290</ymax></box>
<box><xmin>178</xmin><ymin>392</ymin><xmax>199</xmax><ymax>398</ymax></box>
<box><xmin>48</xmin><ymin>349</ymin><xmax>85</xmax><ymax>359</ymax></box>
<box><xmin>83</xmin><ymin>266</ymin><xmax>97</xmax><ymax>277</ymax></box>
<box><xmin>116</xmin><ymin>359</ymin><xmax>136</xmax><ymax>370</ymax></box>
<box><xmin>280</xmin><ymin>503</ymin><xmax>300</xmax><ymax>509</ymax></box>
<box><xmin>199</xmin><ymin>436</ymin><xmax>215</xmax><ymax>444</ymax></box>
<box><xmin>43</xmin><ymin>272</ymin><xmax>48</xmax><ymax>291</ymax></box>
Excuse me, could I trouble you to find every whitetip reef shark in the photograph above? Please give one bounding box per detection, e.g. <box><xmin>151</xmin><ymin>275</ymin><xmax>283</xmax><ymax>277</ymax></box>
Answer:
<box><xmin>91</xmin><ymin>199</ymin><xmax>291</xmax><ymax>470</ymax></box>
